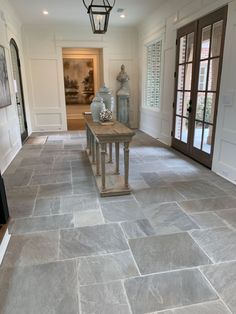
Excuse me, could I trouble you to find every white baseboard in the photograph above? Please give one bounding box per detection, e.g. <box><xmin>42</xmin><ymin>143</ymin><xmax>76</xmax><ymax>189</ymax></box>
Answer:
<box><xmin>0</xmin><ymin>228</ymin><xmax>11</xmax><ymax>265</ymax></box>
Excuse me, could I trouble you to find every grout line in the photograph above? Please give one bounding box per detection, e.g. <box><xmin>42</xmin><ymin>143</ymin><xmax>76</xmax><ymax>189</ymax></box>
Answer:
<box><xmin>119</xmin><ymin>222</ymin><xmax>141</xmax><ymax>276</ymax></box>
<box><xmin>121</xmin><ymin>279</ymin><xmax>133</xmax><ymax>314</ymax></box>
<box><xmin>151</xmin><ymin>299</ymin><xmax>233</xmax><ymax>313</ymax></box>
<box><xmin>31</xmin><ymin>185</ymin><xmax>40</xmax><ymax>217</ymax></box>
<box><xmin>198</xmin><ymin>269</ymin><xmax>233</xmax><ymax>314</ymax></box>
<box><xmin>75</xmin><ymin>259</ymin><xmax>82</xmax><ymax>314</ymax></box>
<box><xmin>187</xmin><ymin>231</ymin><xmax>215</xmax><ymax>264</ymax></box>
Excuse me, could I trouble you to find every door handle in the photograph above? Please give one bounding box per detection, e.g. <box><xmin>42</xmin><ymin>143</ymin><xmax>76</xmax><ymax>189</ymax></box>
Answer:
<box><xmin>187</xmin><ymin>100</ymin><xmax>192</xmax><ymax>113</ymax></box>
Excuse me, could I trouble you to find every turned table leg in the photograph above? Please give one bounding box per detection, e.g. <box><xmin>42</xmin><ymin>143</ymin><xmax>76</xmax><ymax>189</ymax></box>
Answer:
<box><xmin>109</xmin><ymin>143</ymin><xmax>113</xmax><ymax>163</ymax></box>
<box><xmin>88</xmin><ymin>130</ymin><xmax>92</xmax><ymax>156</ymax></box>
<box><xmin>124</xmin><ymin>142</ymin><xmax>130</xmax><ymax>188</ymax></box>
<box><xmin>115</xmin><ymin>142</ymin><xmax>120</xmax><ymax>174</ymax></box>
<box><xmin>96</xmin><ymin>141</ymin><xmax>100</xmax><ymax>176</ymax></box>
<box><xmin>101</xmin><ymin>143</ymin><xmax>106</xmax><ymax>191</ymax></box>
<box><xmin>86</xmin><ymin>126</ymin><xmax>89</xmax><ymax>150</ymax></box>
<box><xmin>91</xmin><ymin>135</ymin><xmax>95</xmax><ymax>164</ymax></box>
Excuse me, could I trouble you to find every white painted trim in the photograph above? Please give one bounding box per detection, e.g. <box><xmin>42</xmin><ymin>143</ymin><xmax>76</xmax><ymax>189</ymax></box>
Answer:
<box><xmin>0</xmin><ymin>228</ymin><xmax>11</xmax><ymax>265</ymax></box>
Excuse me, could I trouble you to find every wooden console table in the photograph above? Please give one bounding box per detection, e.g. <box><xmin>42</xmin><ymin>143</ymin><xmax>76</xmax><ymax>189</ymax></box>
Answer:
<box><xmin>84</xmin><ymin>115</ymin><xmax>135</xmax><ymax>197</ymax></box>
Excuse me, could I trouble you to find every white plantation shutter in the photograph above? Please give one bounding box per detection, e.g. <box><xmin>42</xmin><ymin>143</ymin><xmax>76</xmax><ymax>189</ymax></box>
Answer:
<box><xmin>145</xmin><ymin>40</ymin><xmax>162</xmax><ymax>109</ymax></box>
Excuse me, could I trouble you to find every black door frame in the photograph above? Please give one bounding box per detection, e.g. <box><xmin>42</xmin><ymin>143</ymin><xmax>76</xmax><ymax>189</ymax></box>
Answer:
<box><xmin>10</xmin><ymin>39</ymin><xmax>28</xmax><ymax>143</ymax></box>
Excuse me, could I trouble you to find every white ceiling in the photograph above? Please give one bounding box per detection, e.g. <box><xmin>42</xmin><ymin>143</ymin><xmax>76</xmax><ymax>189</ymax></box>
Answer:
<box><xmin>8</xmin><ymin>0</ymin><xmax>166</xmax><ymax>26</ymax></box>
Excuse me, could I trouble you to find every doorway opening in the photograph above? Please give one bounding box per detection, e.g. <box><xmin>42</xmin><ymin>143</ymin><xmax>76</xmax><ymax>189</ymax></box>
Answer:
<box><xmin>10</xmin><ymin>39</ymin><xmax>28</xmax><ymax>143</ymax></box>
<box><xmin>62</xmin><ymin>48</ymin><xmax>103</xmax><ymax>130</ymax></box>
<box><xmin>172</xmin><ymin>6</ymin><xmax>227</xmax><ymax>168</ymax></box>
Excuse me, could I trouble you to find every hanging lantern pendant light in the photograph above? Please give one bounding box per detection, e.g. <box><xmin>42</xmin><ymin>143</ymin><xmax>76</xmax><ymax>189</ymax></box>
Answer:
<box><xmin>82</xmin><ymin>0</ymin><xmax>116</xmax><ymax>34</ymax></box>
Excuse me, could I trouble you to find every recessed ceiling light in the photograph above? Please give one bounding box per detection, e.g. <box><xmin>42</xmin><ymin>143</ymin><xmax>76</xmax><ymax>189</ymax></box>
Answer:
<box><xmin>120</xmin><ymin>14</ymin><xmax>126</xmax><ymax>18</ymax></box>
<box><xmin>43</xmin><ymin>10</ymin><xmax>49</xmax><ymax>15</ymax></box>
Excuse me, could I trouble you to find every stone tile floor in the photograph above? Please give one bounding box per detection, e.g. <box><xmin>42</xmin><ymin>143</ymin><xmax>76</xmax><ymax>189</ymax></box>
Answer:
<box><xmin>1</xmin><ymin>130</ymin><xmax>236</xmax><ymax>313</ymax></box>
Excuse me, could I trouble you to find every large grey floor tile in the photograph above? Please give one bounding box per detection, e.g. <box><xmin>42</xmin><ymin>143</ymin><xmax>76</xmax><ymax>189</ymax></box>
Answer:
<box><xmin>124</xmin><ymin>269</ymin><xmax>218</xmax><ymax>314</ymax></box>
<box><xmin>4</xmin><ymin>169</ymin><xmax>33</xmax><ymax>187</ymax></box>
<box><xmin>121</xmin><ymin>219</ymin><xmax>156</xmax><ymax>239</ymax></box>
<box><xmin>72</xmin><ymin>165</ymin><xmax>93</xmax><ymax>178</ymax></box>
<box><xmin>1</xmin><ymin>230</ymin><xmax>59</xmax><ymax>267</ymax></box>
<box><xmin>34</xmin><ymin>197</ymin><xmax>60</xmax><ymax>216</ymax></box>
<box><xmin>30</xmin><ymin>171</ymin><xmax>71</xmax><ymax>185</ymax></box>
<box><xmin>99</xmin><ymin>194</ymin><xmax>135</xmax><ymax>204</ymax></box>
<box><xmin>178</xmin><ymin>196</ymin><xmax>236</xmax><ymax>213</ymax></box>
<box><xmin>129</xmin><ymin>179</ymin><xmax>150</xmax><ymax>191</ymax></box>
<box><xmin>72</xmin><ymin>176</ymin><xmax>97</xmax><ymax>194</ymax></box>
<box><xmin>0</xmin><ymin>260</ymin><xmax>79</xmax><ymax>314</ymax></box>
<box><xmin>11</xmin><ymin>214</ymin><xmax>74</xmax><ymax>234</ymax></box>
<box><xmin>38</xmin><ymin>182</ymin><xmax>73</xmax><ymax>198</ymax></box>
<box><xmin>78</xmin><ymin>251</ymin><xmax>139</xmax><ymax>285</ymax></box>
<box><xmin>59</xmin><ymin>223</ymin><xmax>129</xmax><ymax>259</ymax></box>
<box><xmin>6</xmin><ymin>186</ymin><xmax>38</xmax><ymax>218</ymax></box>
<box><xmin>153</xmin><ymin>301</ymin><xmax>231</xmax><ymax>314</ymax></box>
<box><xmin>73</xmin><ymin>210</ymin><xmax>104</xmax><ymax>227</ymax></box>
<box><xmin>134</xmin><ymin>187</ymin><xmax>184</xmax><ymax>206</ymax></box>
<box><xmin>20</xmin><ymin>156</ymin><xmax>54</xmax><ymax>167</ymax></box>
<box><xmin>190</xmin><ymin>212</ymin><xmax>227</xmax><ymax>229</ymax></box>
<box><xmin>57</xmin><ymin>194</ymin><xmax>99</xmax><ymax>214</ymax></box>
<box><xmin>129</xmin><ymin>232</ymin><xmax>212</xmax><ymax>274</ymax></box>
<box><xmin>144</xmin><ymin>202</ymin><xmax>199</xmax><ymax>235</ymax></box>
<box><xmin>215</xmin><ymin>208</ymin><xmax>236</xmax><ymax>229</ymax></box>
<box><xmin>141</xmin><ymin>172</ymin><xmax>167</xmax><ymax>187</ymax></box>
<box><xmin>173</xmin><ymin>180</ymin><xmax>226</xmax><ymax>200</ymax></box>
<box><xmin>101</xmin><ymin>200</ymin><xmax>144</xmax><ymax>222</ymax></box>
<box><xmin>80</xmin><ymin>281</ymin><xmax>130</xmax><ymax>314</ymax></box>
<box><xmin>202</xmin><ymin>261</ymin><xmax>236</xmax><ymax>313</ymax></box>
<box><xmin>191</xmin><ymin>227</ymin><xmax>236</xmax><ymax>263</ymax></box>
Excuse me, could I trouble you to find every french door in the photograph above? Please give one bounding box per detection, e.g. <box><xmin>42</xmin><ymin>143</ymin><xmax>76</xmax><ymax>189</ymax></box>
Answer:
<box><xmin>172</xmin><ymin>6</ymin><xmax>227</xmax><ymax>168</ymax></box>
<box><xmin>10</xmin><ymin>39</ymin><xmax>28</xmax><ymax>143</ymax></box>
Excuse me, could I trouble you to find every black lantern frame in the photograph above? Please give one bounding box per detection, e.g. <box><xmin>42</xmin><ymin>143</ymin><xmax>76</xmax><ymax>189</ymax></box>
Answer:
<box><xmin>82</xmin><ymin>0</ymin><xmax>116</xmax><ymax>34</ymax></box>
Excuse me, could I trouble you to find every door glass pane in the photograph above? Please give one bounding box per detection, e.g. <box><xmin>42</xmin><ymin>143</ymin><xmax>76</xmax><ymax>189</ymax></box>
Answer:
<box><xmin>205</xmin><ymin>93</ymin><xmax>216</xmax><ymax>123</ymax></box>
<box><xmin>10</xmin><ymin>43</ymin><xmax>26</xmax><ymax>138</ymax></box>
<box><xmin>181</xmin><ymin>118</ymin><xmax>189</xmax><ymax>143</ymax></box>
<box><xmin>194</xmin><ymin>121</ymin><xmax>203</xmax><ymax>149</ymax></box>
<box><xmin>198</xmin><ymin>61</ymin><xmax>208</xmax><ymax>90</ymax></box>
<box><xmin>179</xmin><ymin>36</ymin><xmax>186</xmax><ymax>63</ymax></box>
<box><xmin>186</xmin><ymin>32</ymin><xmax>194</xmax><ymax>62</ymax></box>
<box><xmin>211</xmin><ymin>20</ymin><xmax>223</xmax><ymax>57</ymax></box>
<box><xmin>201</xmin><ymin>25</ymin><xmax>211</xmax><ymax>59</ymax></box>
<box><xmin>208</xmin><ymin>58</ymin><xmax>219</xmax><ymax>91</ymax></box>
<box><xmin>183</xmin><ymin>92</ymin><xmax>191</xmax><ymax>117</ymax></box>
<box><xmin>185</xmin><ymin>63</ymin><xmax>192</xmax><ymax>90</ymax></box>
<box><xmin>178</xmin><ymin>65</ymin><xmax>185</xmax><ymax>90</ymax></box>
<box><xmin>175</xmin><ymin>116</ymin><xmax>182</xmax><ymax>140</ymax></box>
<box><xmin>202</xmin><ymin>124</ymin><xmax>212</xmax><ymax>154</ymax></box>
<box><xmin>196</xmin><ymin>92</ymin><xmax>205</xmax><ymax>121</ymax></box>
<box><xmin>176</xmin><ymin>92</ymin><xmax>183</xmax><ymax>115</ymax></box>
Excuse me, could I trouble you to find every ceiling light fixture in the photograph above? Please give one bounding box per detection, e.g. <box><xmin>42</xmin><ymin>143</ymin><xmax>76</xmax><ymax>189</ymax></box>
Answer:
<box><xmin>82</xmin><ymin>0</ymin><xmax>116</xmax><ymax>34</ymax></box>
<box><xmin>120</xmin><ymin>14</ymin><xmax>125</xmax><ymax>18</ymax></box>
<box><xmin>43</xmin><ymin>10</ymin><xmax>49</xmax><ymax>15</ymax></box>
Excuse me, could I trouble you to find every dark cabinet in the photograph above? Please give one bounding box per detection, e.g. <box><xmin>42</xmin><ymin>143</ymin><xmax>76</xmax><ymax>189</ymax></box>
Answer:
<box><xmin>0</xmin><ymin>172</ymin><xmax>9</xmax><ymax>224</ymax></box>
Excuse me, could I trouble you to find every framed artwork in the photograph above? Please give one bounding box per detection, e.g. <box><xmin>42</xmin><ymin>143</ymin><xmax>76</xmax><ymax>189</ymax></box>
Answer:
<box><xmin>0</xmin><ymin>46</ymin><xmax>11</xmax><ymax>108</ymax></box>
<box><xmin>63</xmin><ymin>58</ymin><xmax>95</xmax><ymax>106</ymax></box>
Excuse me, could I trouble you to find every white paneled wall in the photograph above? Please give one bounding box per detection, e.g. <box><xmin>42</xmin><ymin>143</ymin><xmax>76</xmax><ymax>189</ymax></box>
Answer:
<box><xmin>213</xmin><ymin>0</ymin><xmax>236</xmax><ymax>182</ymax></box>
<box><xmin>138</xmin><ymin>0</ymin><xmax>236</xmax><ymax>184</ymax></box>
<box><xmin>0</xmin><ymin>5</ymin><xmax>21</xmax><ymax>173</ymax></box>
<box><xmin>0</xmin><ymin>0</ymin><xmax>32</xmax><ymax>173</ymax></box>
<box><xmin>23</xmin><ymin>26</ymin><xmax>139</xmax><ymax>131</ymax></box>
